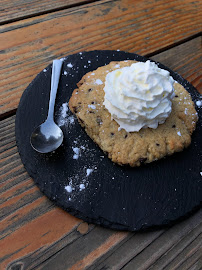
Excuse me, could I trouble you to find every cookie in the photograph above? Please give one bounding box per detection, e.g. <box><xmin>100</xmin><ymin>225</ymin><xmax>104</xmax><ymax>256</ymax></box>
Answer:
<box><xmin>69</xmin><ymin>60</ymin><xmax>198</xmax><ymax>166</ymax></box>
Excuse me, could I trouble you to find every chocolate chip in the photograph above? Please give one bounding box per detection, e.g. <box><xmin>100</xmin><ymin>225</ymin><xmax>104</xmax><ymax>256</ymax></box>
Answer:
<box><xmin>138</xmin><ymin>157</ymin><xmax>147</xmax><ymax>163</ymax></box>
<box><xmin>172</xmin><ymin>125</ymin><xmax>176</xmax><ymax>128</ymax></box>
<box><xmin>78</xmin><ymin>117</ymin><xmax>84</xmax><ymax>124</ymax></box>
<box><xmin>89</xmin><ymin>111</ymin><xmax>95</xmax><ymax>114</ymax></box>
<box><xmin>78</xmin><ymin>102</ymin><xmax>81</xmax><ymax>104</ymax></box>
<box><xmin>91</xmin><ymin>101</ymin><xmax>95</xmax><ymax>104</ymax></box>
<box><xmin>124</xmin><ymin>134</ymin><xmax>128</xmax><ymax>138</ymax></box>
<box><xmin>96</xmin><ymin>116</ymin><xmax>102</xmax><ymax>125</ymax></box>
<box><xmin>111</xmin><ymin>132</ymin><xmax>114</xmax><ymax>136</ymax></box>
<box><xmin>72</xmin><ymin>106</ymin><xmax>78</xmax><ymax>113</ymax></box>
<box><xmin>156</xmin><ymin>143</ymin><xmax>160</xmax><ymax>146</ymax></box>
<box><xmin>88</xmin><ymin>88</ymin><xmax>93</xmax><ymax>92</ymax></box>
<box><xmin>175</xmin><ymin>95</ymin><xmax>178</xmax><ymax>98</ymax></box>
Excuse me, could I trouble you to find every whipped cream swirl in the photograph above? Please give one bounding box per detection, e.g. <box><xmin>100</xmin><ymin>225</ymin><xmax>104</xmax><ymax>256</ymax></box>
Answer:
<box><xmin>103</xmin><ymin>60</ymin><xmax>175</xmax><ymax>132</ymax></box>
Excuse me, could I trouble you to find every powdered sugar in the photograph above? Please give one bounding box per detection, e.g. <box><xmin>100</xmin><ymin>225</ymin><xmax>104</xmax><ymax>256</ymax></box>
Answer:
<box><xmin>86</xmin><ymin>168</ymin><xmax>93</xmax><ymax>176</ymax></box>
<box><xmin>67</xmin><ymin>63</ymin><xmax>73</xmax><ymax>68</ymax></box>
<box><xmin>65</xmin><ymin>185</ymin><xmax>72</xmax><ymax>193</ymax></box>
<box><xmin>196</xmin><ymin>100</ymin><xmax>202</xmax><ymax>107</ymax></box>
<box><xmin>63</xmin><ymin>134</ymin><xmax>100</xmax><ymax>200</ymax></box>
<box><xmin>71</xmin><ymin>138</ymin><xmax>97</xmax><ymax>161</ymax></box>
<box><xmin>61</xmin><ymin>103</ymin><xmax>68</xmax><ymax>117</ymax></box>
<box><xmin>72</xmin><ymin>147</ymin><xmax>80</xmax><ymax>159</ymax></box>
<box><xmin>88</xmin><ymin>104</ymin><xmax>96</xmax><ymax>109</ymax></box>
<box><xmin>95</xmin><ymin>79</ymin><xmax>103</xmax><ymax>85</ymax></box>
<box><xmin>57</xmin><ymin>102</ymin><xmax>75</xmax><ymax>127</ymax></box>
<box><xmin>64</xmin><ymin>165</ymin><xmax>97</xmax><ymax>201</ymax></box>
<box><xmin>79</xmin><ymin>184</ymin><xmax>85</xmax><ymax>191</ymax></box>
<box><xmin>184</xmin><ymin>108</ymin><xmax>188</xmax><ymax>115</ymax></box>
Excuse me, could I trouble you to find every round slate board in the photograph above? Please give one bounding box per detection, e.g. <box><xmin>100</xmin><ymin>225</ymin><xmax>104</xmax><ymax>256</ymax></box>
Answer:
<box><xmin>15</xmin><ymin>50</ymin><xmax>202</xmax><ymax>231</ymax></box>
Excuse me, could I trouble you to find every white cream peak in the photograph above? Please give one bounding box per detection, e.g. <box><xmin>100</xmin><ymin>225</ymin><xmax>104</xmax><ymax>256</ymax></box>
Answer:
<box><xmin>103</xmin><ymin>60</ymin><xmax>175</xmax><ymax>132</ymax></box>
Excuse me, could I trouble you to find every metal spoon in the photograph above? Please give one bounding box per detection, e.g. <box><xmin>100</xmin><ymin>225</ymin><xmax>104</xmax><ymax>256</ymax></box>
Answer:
<box><xmin>30</xmin><ymin>59</ymin><xmax>64</xmax><ymax>153</ymax></box>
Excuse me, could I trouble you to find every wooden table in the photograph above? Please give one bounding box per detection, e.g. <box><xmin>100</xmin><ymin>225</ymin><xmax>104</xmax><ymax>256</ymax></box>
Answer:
<box><xmin>0</xmin><ymin>0</ymin><xmax>201</xmax><ymax>269</ymax></box>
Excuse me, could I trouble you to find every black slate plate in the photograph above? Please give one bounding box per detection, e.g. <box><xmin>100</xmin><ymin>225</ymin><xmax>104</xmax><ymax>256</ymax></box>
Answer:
<box><xmin>15</xmin><ymin>50</ymin><xmax>202</xmax><ymax>231</ymax></box>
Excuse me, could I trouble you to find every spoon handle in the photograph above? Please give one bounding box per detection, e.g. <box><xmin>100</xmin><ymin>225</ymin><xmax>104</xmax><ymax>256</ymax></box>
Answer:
<box><xmin>47</xmin><ymin>59</ymin><xmax>63</xmax><ymax>121</ymax></box>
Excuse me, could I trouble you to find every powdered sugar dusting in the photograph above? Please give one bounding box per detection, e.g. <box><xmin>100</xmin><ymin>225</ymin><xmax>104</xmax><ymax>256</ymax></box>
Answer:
<box><xmin>86</xmin><ymin>168</ymin><xmax>93</xmax><ymax>176</ymax></box>
<box><xmin>177</xmin><ymin>131</ymin><xmax>181</xmax><ymax>136</ymax></box>
<box><xmin>64</xmin><ymin>163</ymin><xmax>98</xmax><ymax>200</ymax></box>
<box><xmin>67</xmin><ymin>63</ymin><xmax>73</xmax><ymax>68</ymax></box>
<box><xmin>196</xmin><ymin>100</ymin><xmax>202</xmax><ymax>107</ymax></box>
<box><xmin>63</xmin><ymin>135</ymin><xmax>102</xmax><ymax>200</ymax></box>
<box><xmin>60</xmin><ymin>57</ymin><xmax>66</xmax><ymax>61</ymax></box>
<box><xmin>57</xmin><ymin>102</ymin><xmax>75</xmax><ymax>127</ymax></box>
<box><xmin>65</xmin><ymin>185</ymin><xmax>72</xmax><ymax>193</ymax></box>
<box><xmin>71</xmin><ymin>138</ymin><xmax>97</xmax><ymax>161</ymax></box>
<box><xmin>88</xmin><ymin>104</ymin><xmax>96</xmax><ymax>109</ymax></box>
<box><xmin>72</xmin><ymin>147</ymin><xmax>80</xmax><ymax>159</ymax></box>
<box><xmin>95</xmin><ymin>79</ymin><xmax>103</xmax><ymax>85</ymax></box>
<box><xmin>79</xmin><ymin>184</ymin><xmax>85</xmax><ymax>191</ymax></box>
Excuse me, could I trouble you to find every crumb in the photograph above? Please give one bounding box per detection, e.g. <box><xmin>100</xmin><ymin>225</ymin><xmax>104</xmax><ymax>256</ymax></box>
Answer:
<box><xmin>67</xmin><ymin>63</ymin><xmax>73</xmax><ymax>68</ymax></box>
<box><xmin>65</xmin><ymin>185</ymin><xmax>72</xmax><ymax>193</ymax></box>
<box><xmin>86</xmin><ymin>168</ymin><xmax>93</xmax><ymax>176</ymax></box>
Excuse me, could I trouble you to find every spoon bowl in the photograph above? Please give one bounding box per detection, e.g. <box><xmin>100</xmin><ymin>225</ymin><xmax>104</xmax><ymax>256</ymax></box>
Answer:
<box><xmin>30</xmin><ymin>121</ymin><xmax>63</xmax><ymax>153</ymax></box>
<box><xmin>30</xmin><ymin>59</ymin><xmax>63</xmax><ymax>154</ymax></box>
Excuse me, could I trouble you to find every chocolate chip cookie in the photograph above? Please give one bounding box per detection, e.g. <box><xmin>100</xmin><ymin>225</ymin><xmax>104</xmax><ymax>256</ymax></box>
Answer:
<box><xmin>69</xmin><ymin>61</ymin><xmax>198</xmax><ymax>166</ymax></box>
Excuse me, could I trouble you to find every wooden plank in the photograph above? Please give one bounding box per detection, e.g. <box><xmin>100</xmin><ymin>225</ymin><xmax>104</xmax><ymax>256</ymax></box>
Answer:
<box><xmin>0</xmin><ymin>37</ymin><xmax>202</xmax><ymax>269</ymax></box>
<box><xmin>0</xmin><ymin>116</ymin><xmax>129</xmax><ymax>270</ymax></box>
<box><xmin>0</xmin><ymin>0</ymin><xmax>95</xmax><ymax>24</ymax></box>
<box><xmin>86</xmin><ymin>230</ymin><xmax>164</xmax><ymax>270</ymax></box>
<box><xmin>163</xmin><ymin>238</ymin><xmax>202</xmax><ymax>270</ymax></box>
<box><xmin>188</xmin><ymin>259</ymin><xmax>202</xmax><ymax>270</ymax></box>
<box><xmin>87</xmin><ymin>211</ymin><xmax>202</xmax><ymax>270</ymax></box>
<box><xmin>151</xmin><ymin>37</ymin><xmax>202</xmax><ymax>94</ymax></box>
<box><xmin>0</xmin><ymin>208</ymin><xmax>83</xmax><ymax>270</ymax></box>
<box><xmin>39</xmin><ymin>229</ymin><xmax>130</xmax><ymax>270</ymax></box>
<box><xmin>148</xmin><ymin>232</ymin><xmax>202</xmax><ymax>270</ymax></box>
<box><xmin>121</xmin><ymin>211</ymin><xmax>202</xmax><ymax>270</ymax></box>
<box><xmin>0</xmin><ymin>0</ymin><xmax>201</xmax><ymax>115</ymax></box>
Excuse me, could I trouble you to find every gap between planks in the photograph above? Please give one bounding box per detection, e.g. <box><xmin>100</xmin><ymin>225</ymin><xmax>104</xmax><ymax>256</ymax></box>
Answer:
<box><xmin>0</xmin><ymin>35</ymin><xmax>201</xmax><ymax>120</ymax></box>
<box><xmin>0</xmin><ymin>0</ymin><xmax>99</xmax><ymax>25</ymax></box>
<box><xmin>0</xmin><ymin>0</ymin><xmax>201</xmax><ymax>115</ymax></box>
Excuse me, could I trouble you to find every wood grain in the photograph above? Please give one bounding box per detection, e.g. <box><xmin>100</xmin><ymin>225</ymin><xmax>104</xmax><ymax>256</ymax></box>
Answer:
<box><xmin>88</xmin><ymin>211</ymin><xmax>202</xmax><ymax>270</ymax></box>
<box><xmin>0</xmin><ymin>0</ymin><xmax>95</xmax><ymax>24</ymax></box>
<box><xmin>121</xmin><ymin>211</ymin><xmax>202</xmax><ymax>270</ymax></box>
<box><xmin>151</xmin><ymin>37</ymin><xmax>202</xmax><ymax>94</ymax></box>
<box><xmin>0</xmin><ymin>0</ymin><xmax>201</xmax><ymax>116</ymax></box>
<box><xmin>0</xmin><ymin>37</ymin><xmax>202</xmax><ymax>269</ymax></box>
